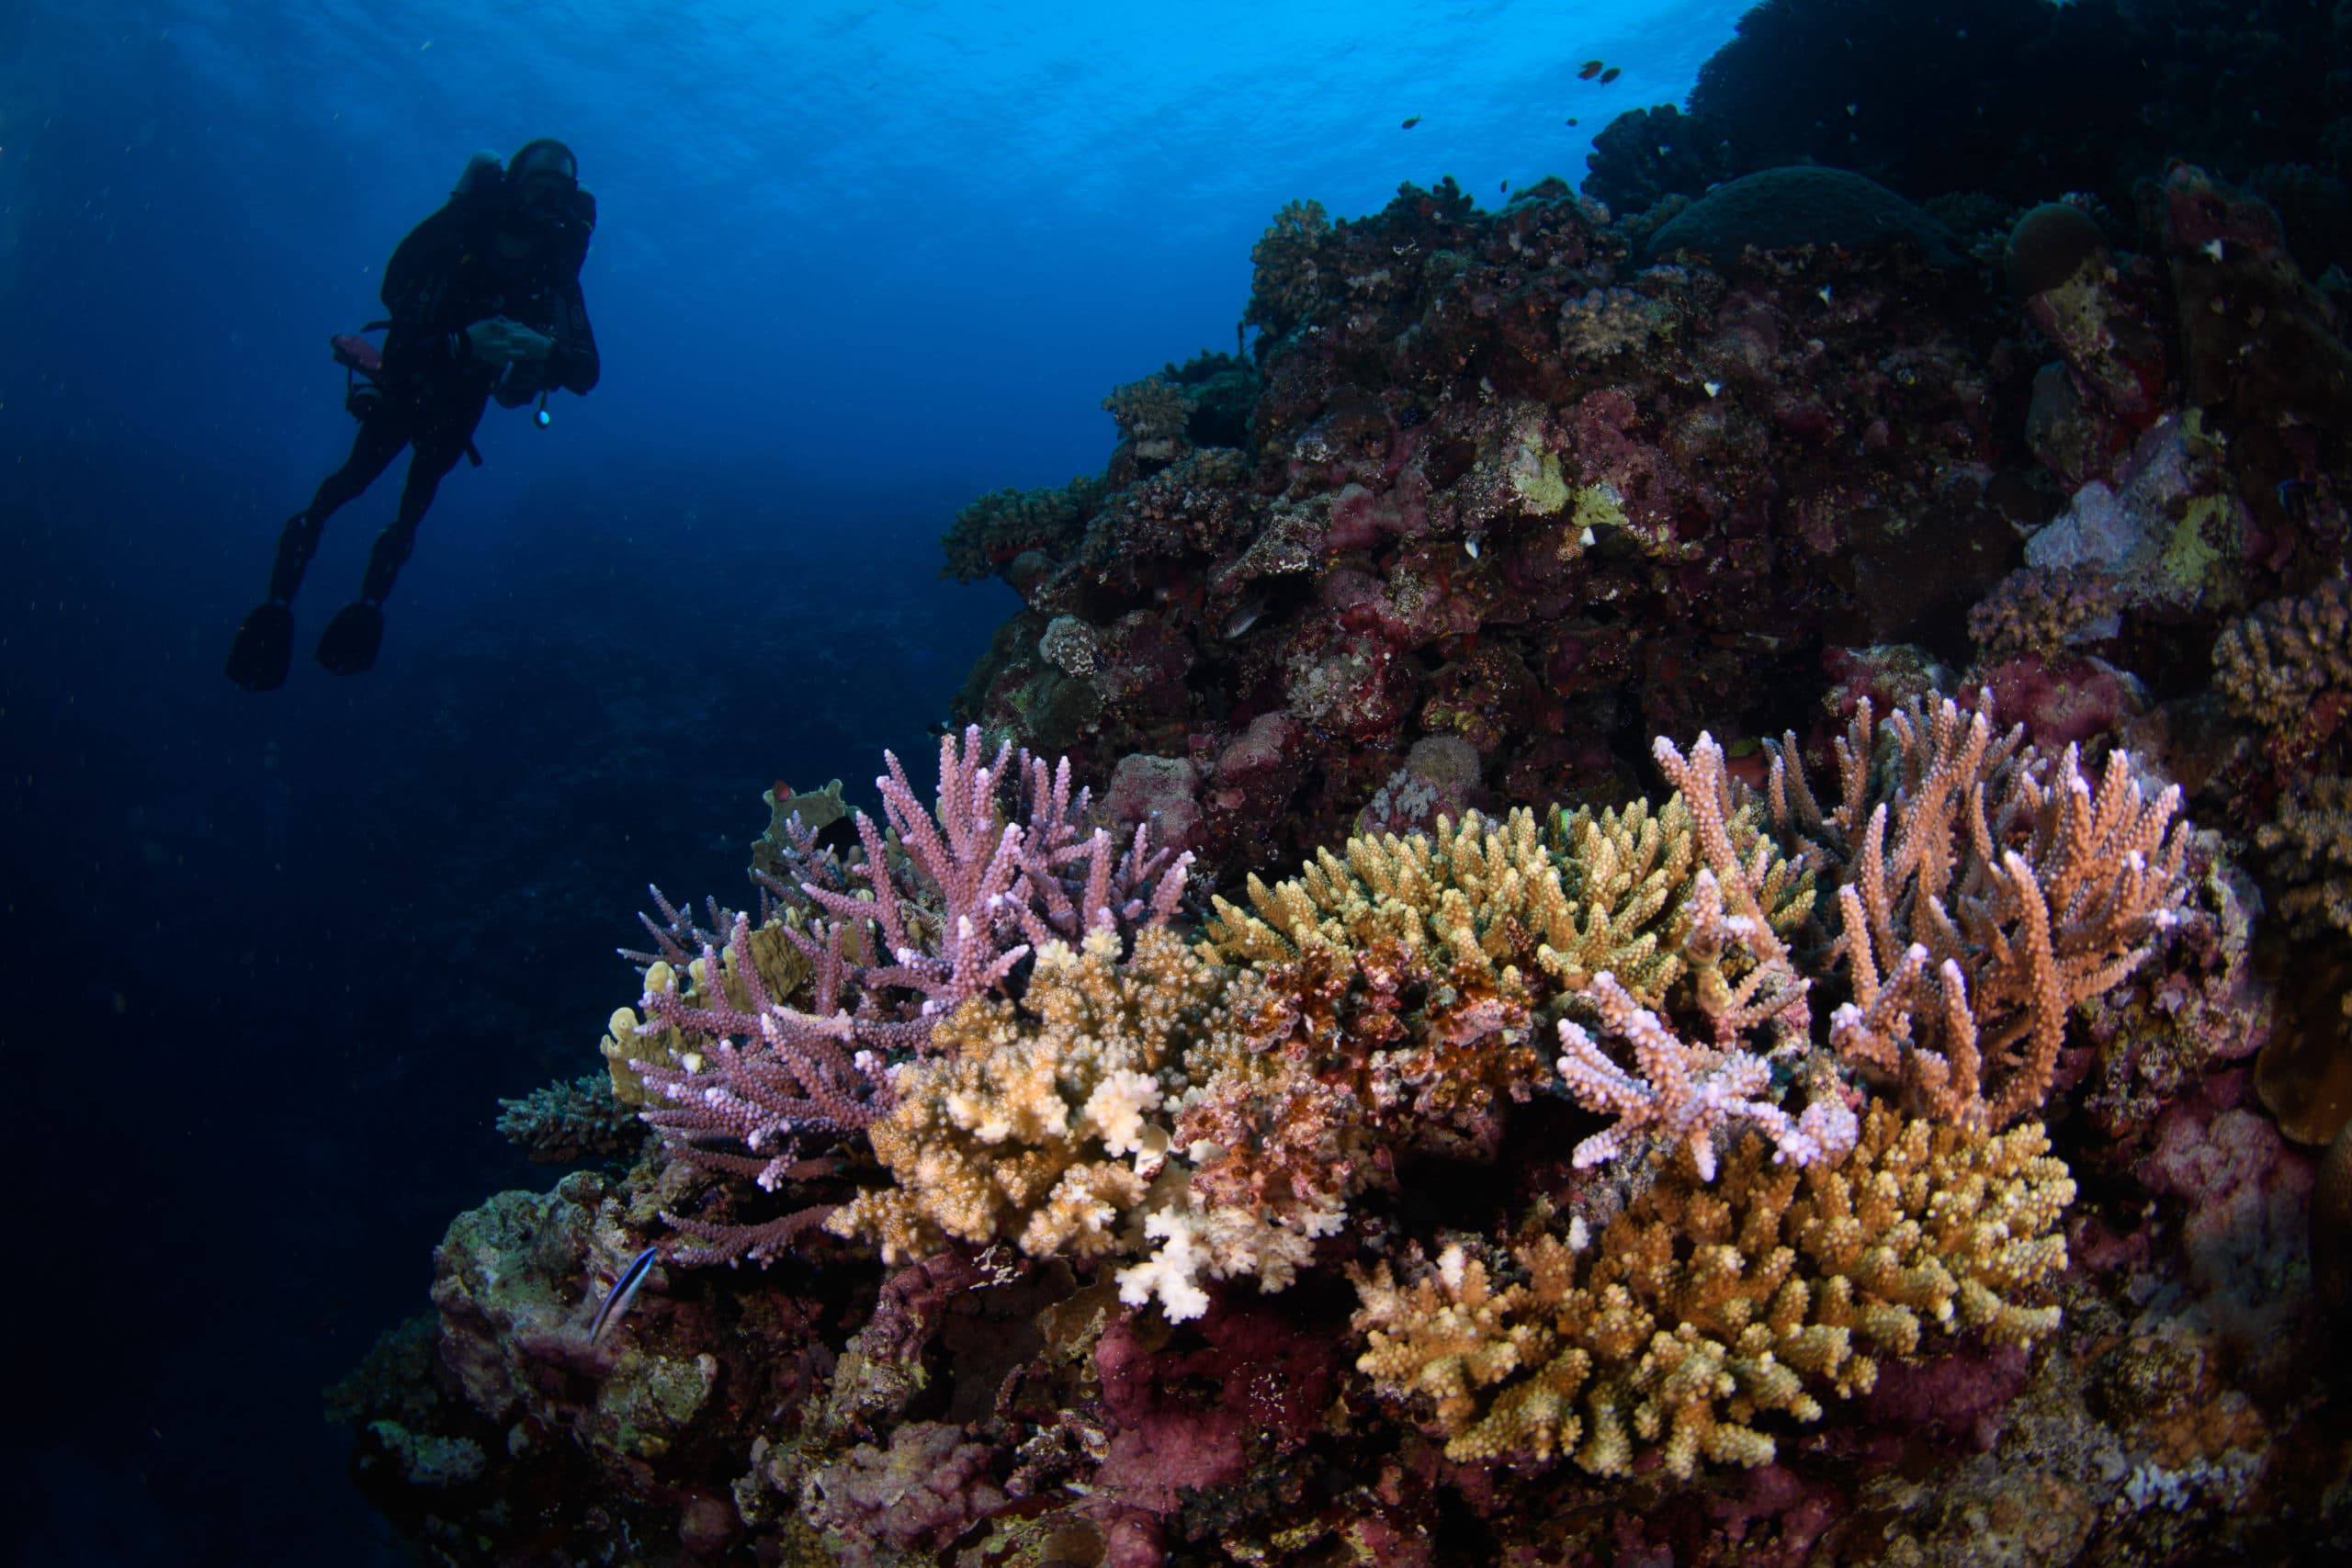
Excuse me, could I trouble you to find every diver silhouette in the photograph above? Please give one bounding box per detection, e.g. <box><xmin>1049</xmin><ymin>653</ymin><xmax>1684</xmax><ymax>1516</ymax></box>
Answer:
<box><xmin>225</xmin><ymin>139</ymin><xmax>601</xmax><ymax>690</ymax></box>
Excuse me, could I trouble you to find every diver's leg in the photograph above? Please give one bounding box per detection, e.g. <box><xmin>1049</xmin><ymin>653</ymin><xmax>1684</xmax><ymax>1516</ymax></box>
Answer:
<box><xmin>318</xmin><ymin>399</ymin><xmax>481</xmax><ymax>676</ymax></box>
<box><xmin>229</xmin><ymin>415</ymin><xmax>406</xmax><ymax>691</ymax></box>
<box><xmin>272</xmin><ymin>415</ymin><xmax>408</xmax><ymax>603</ymax></box>
<box><xmin>356</xmin><ymin>421</ymin><xmax>471</xmax><ymax>606</ymax></box>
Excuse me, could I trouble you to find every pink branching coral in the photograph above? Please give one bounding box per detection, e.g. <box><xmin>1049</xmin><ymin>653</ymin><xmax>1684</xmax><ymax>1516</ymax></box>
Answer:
<box><xmin>1555</xmin><ymin>968</ymin><xmax>1856</xmax><ymax>1179</ymax></box>
<box><xmin>797</xmin><ymin>728</ymin><xmax>1194</xmax><ymax>1035</ymax></box>
<box><xmin>1770</xmin><ymin>694</ymin><xmax>2191</xmax><ymax>1128</ymax></box>
<box><xmin>1547</xmin><ymin>732</ymin><xmax>1838</xmax><ymax>1180</ymax></box>
<box><xmin>634</xmin><ymin>914</ymin><xmax>892</xmax><ymax>1162</ymax></box>
<box><xmin>1647</xmin><ymin>734</ymin><xmax>1816</xmax><ymax>1044</ymax></box>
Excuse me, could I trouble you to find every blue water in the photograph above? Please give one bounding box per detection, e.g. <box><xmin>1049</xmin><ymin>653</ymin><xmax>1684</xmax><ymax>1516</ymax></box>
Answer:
<box><xmin>1</xmin><ymin>2</ymin><xmax>1744</xmax><ymax>1561</ymax></box>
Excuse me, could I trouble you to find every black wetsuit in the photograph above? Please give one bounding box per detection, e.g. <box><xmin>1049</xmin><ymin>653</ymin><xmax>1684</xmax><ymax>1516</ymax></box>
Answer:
<box><xmin>266</xmin><ymin>188</ymin><xmax>600</xmax><ymax>606</ymax></box>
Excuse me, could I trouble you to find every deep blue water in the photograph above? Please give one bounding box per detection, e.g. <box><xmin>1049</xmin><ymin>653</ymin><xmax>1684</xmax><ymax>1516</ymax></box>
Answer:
<box><xmin>0</xmin><ymin>2</ymin><xmax>1744</xmax><ymax>1561</ymax></box>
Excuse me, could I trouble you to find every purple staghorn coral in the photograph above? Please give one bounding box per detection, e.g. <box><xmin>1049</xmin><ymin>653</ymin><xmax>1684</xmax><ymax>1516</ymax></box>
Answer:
<box><xmin>1555</xmin><ymin>969</ymin><xmax>1856</xmax><ymax>1180</ymax></box>
<box><xmin>794</xmin><ymin>728</ymin><xmax>1197</xmax><ymax>1032</ymax></box>
<box><xmin>630</xmin><ymin>727</ymin><xmax>1194</xmax><ymax>1266</ymax></box>
<box><xmin>635</xmin><ymin>910</ymin><xmax>894</xmax><ymax>1184</ymax></box>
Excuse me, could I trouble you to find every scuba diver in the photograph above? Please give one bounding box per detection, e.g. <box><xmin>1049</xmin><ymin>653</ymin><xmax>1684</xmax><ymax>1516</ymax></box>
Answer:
<box><xmin>225</xmin><ymin>139</ymin><xmax>601</xmax><ymax>690</ymax></box>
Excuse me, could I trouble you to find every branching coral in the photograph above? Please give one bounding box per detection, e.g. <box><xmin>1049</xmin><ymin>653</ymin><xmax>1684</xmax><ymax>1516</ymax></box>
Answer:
<box><xmin>1200</xmin><ymin>808</ymin><xmax>1644</xmax><ymax>1138</ymax></box>
<box><xmin>2256</xmin><ymin>774</ymin><xmax>2352</xmax><ymax>942</ymax></box>
<box><xmin>630</xmin><ymin>728</ymin><xmax>1193</xmax><ymax>1266</ymax></box>
<box><xmin>826</xmin><ymin>926</ymin><xmax>1220</xmax><ymax>1263</ymax></box>
<box><xmin>1243</xmin><ymin>197</ymin><xmax>1330</xmax><ymax>341</ymax></box>
<box><xmin>1967</xmin><ymin>564</ymin><xmax>2121</xmax><ymax>661</ymax></box>
<box><xmin>1555</xmin><ymin>968</ymin><xmax>1855</xmax><ymax>1179</ymax></box>
<box><xmin>1647</xmin><ymin>734</ymin><xmax>1818</xmax><ymax>1042</ymax></box>
<box><xmin>788</xmin><ymin>728</ymin><xmax>1196</xmax><ymax>1044</ymax></box>
<box><xmin>1352</xmin><ymin>1103</ymin><xmax>2074</xmax><ymax>1477</ymax></box>
<box><xmin>2214</xmin><ymin>579</ymin><xmax>2352</xmax><ymax>756</ymax></box>
<box><xmin>1767</xmin><ymin>694</ymin><xmax>2190</xmax><ymax>1127</ymax></box>
<box><xmin>495</xmin><ymin>1074</ymin><xmax>643</xmax><ymax>1164</ymax></box>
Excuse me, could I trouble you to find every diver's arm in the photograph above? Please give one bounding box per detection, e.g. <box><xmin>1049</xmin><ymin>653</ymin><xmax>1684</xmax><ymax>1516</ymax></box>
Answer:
<box><xmin>543</xmin><ymin>279</ymin><xmax>600</xmax><ymax>396</ymax></box>
<box><xmin>379</xmin><ymin>208</ymin><xmax>466</xmax><ymax>324</ymax></box>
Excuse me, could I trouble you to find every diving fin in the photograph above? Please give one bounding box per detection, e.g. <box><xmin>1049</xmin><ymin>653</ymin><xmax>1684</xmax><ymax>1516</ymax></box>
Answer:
<box><xmin>315</xmin><ymin>602</ymin><xmax>385</xmax><ymax>676</ymax></box>
<box><xmin>226</xmin><ymin>602</ymin><xmax>296</xmax><ymax>692</ymax></box>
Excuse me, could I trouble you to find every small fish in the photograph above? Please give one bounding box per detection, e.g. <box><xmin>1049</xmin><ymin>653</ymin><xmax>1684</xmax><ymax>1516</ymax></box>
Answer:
<box><xmin>1500</xmin><ymin>179</ymin><xmax>1510</xmax><ymax>194</ymax></box>
<box><xmin>1400</xmin><ymin>116</ymin><xmax>1422</xmax><ymax>130</ymax></box>
<box><xmin>1845</xmin><ymin>102</ymin><xmax>1859</xmax><ymax>116</ymax></box>
<box><xmin>1600</xmin><ymin>66</ymin><xmax>1621</xmax><ymax>84</ymax></box>
<box><xmin>1464</xmin><ymin>538</ymin><xmax>1481</xmax><ymax>559</ymax></box>
<box><xmin>588</xmin><ymin>1247</ymin><xmax>661</xmax><ymax>1344</ymax></box>
<box><xmin>1565</xmin><ymin>117</ymin><xmax>1579</xmax><ymax>127</ymax></box>
<box><xmin>1578</xmin><ymin>60</ymin><xmax>1604</xmax><ymax>79</ymax></box>
<box><xmin>1223</xmin><ymin>590</ymin><xmax>1271</xmax><ymax>639</ymax></box>
<box><xmin>2201</xmin><ymin>238</ymin><xmax>2225</xmax><ymax>261</ymax></box>
<box><xmin>1703</xmin><ymin>380</ymin><xmax>1723</xmax><ymax>398</ymax></box>
<box><xmin>1817</xmin><ymin>285</ymin><xmax>1835</xmax><ymax>304</ymax></box>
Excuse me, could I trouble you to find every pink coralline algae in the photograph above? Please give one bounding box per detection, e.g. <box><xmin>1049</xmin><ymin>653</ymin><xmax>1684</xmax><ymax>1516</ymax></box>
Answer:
<box><xmin>805</xmin><ymin>1421</ymin><xmax>1008</xmax><ymax>1565</ymax></box>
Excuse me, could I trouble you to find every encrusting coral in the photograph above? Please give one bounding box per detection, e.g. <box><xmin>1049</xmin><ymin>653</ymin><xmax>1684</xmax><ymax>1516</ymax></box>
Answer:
<box><xmin>1351</xmin><ymin>1101</ymin><xmax>2075</xmax><ymax>1478</ymax></box>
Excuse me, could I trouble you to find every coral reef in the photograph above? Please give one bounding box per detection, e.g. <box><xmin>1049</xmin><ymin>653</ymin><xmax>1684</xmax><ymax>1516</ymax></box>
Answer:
<box><xmin>332</xmin><ymin>110</ymin><xmax>2352</xmax><ymax>1559</ymax></box>
<box><xmin>332</xmin><ymin>684</ymin><xmax>2287</xmax><ymax>1562</ymax></box>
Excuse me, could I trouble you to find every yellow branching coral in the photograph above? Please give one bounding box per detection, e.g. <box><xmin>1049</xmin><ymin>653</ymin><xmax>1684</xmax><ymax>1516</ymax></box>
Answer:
<box><xmin>1201</xmin><ymin>809</ymin><xmax>1568</xmax><ymax>1130</ymax></box>
<box><xmin>2256</xmin><ymin>773</ymin><xmax>2352</xmax><ymax>942</ymax></box>
<box><xmin>826</xmin><ymin>926</ymin><xmax>1221</xmax><ymax>1263</ymax></box>
<box><xmin>1195</xmin><ymin>799</ymin><xmax>1815</xmax><ymax>1156</ymax></box>
<box><xmin>1542</xmin><ymin>795</ymin><xmax>1700</xmax><ymax>1001</ymax></box>
<box><xmin>1351</xmin><ymin>1103</ymin><xmax>2074</xmax><ymax>1477</ymax></box>
<box><xmin>2214</xmin><ymin>579</ymin><xmax>2352</xmax><ymax>739</ymax></box>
